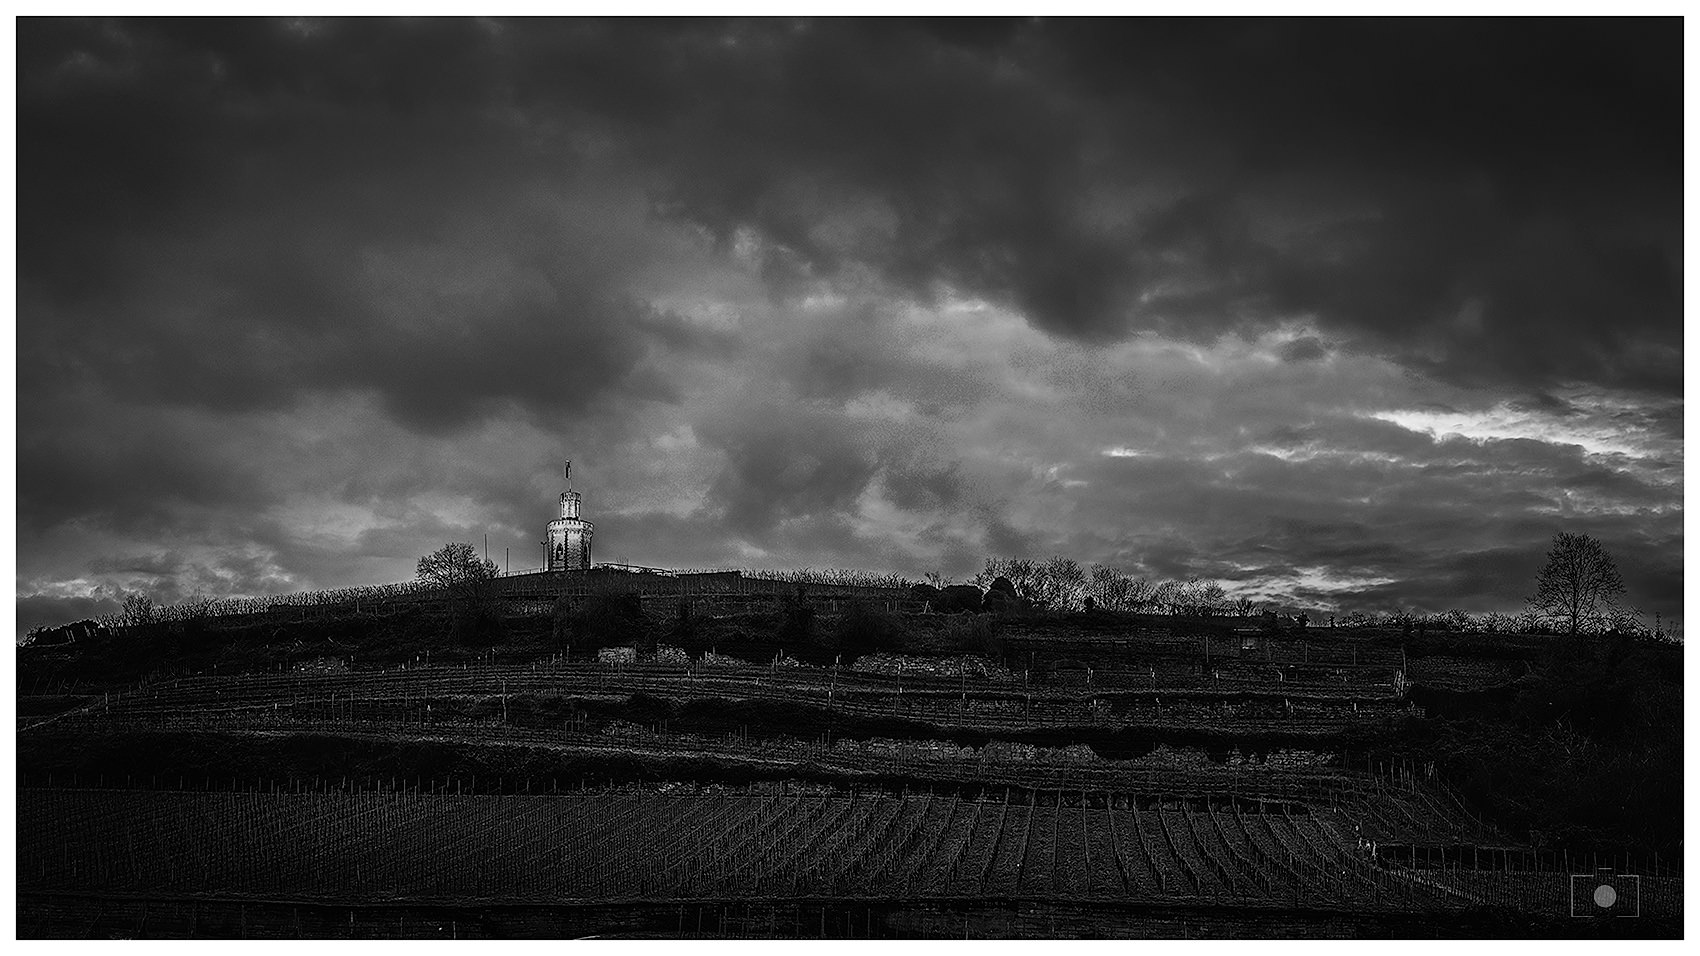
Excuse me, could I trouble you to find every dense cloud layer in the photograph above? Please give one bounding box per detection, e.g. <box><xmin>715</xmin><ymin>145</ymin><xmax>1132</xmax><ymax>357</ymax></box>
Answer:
<box><xmin>16</xmin><ymin>18</ymin><xmax>1683</xmax><ymax>635</ymax></box>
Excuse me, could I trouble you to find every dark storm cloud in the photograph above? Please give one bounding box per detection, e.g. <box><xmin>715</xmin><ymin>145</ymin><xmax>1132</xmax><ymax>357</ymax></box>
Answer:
<box><xmin>761</xmin><ymin>301</ymin><xmax>1000</xmax><ymax>417</ymax></box>
<box><xmin>484</xmin><ymin>18</ymin><xmax>1680</xmax><ymax>394</ymax></box>
<box><xmin>882</xmin><ymin>463</ymin><xmax>964</xmax><ymax>513</ymax></box>
<box><xmin>22</xmin><ymin>17</ymin><xmax>1680</xmax><ymax>416</ymax></box>
<box><xmin>18</xmin><ymin>17</ymin><xmax>677</xmax><ymax>437</ymax></box>
<box><xmin>1036</xmin><ymin>19</ymin><xmax>1681</xmax><ymax>393</ymax></box>
<box><xmin>1276</xmin><ymin>336</ymin><xmax>1328</xmax><ymax>364</ymax></box>
<box><xmin>84</xmin><ymin>552</ymin><xmax>192</xmax><ymax>577</ymax></box>
<box><xmin>17</xmin><ymin>399</ymin><xmax>261</xmax><ymax>537</ymax></box>
<box><xmin>82</xmin><ymin>548</ymin><xmax>295</xmax><ymax>601</ymax></box>
<box><xmin>15</xmin><ymin>17</ymin><xmax>1683</xmax><ymax>634</ymax></box>
<box><xmin>695</xmin><ymin>404</ymin><xmax>882</xmax><ymax>536</ymax></box>
<box><xmin>20</xmin><ymin>19</ymin><xmax>501</xmax><ymax>307</ymax></box>
<box><xmin>784</xmin><ymin>308</ymin><xmax>914</xmax><ymax>402</ymax></box>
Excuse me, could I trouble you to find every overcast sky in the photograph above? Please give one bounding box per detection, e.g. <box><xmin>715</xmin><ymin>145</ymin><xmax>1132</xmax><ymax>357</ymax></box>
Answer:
<box><xmin>16</xmin><ymin>17</ymin><xmax>1684</xmax><ymax>633</ymax></box>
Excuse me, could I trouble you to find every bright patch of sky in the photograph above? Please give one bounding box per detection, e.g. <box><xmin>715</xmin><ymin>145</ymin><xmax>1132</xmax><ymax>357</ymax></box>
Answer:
<box><xmin>1369</xmin><ymin>391</ymin><xmax>1679</xmax><ymax>460</ymax></box>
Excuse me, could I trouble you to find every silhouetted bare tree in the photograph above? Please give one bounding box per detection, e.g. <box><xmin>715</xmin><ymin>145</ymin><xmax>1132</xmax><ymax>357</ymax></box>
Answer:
<box><xmin>1526</xmin><ymin>532</ymin><xmax>1625</xmax><ymax>636</ymax></box>
<box><xmin>117</xmin><ymin>592</ymin><xmax>157</xmax><ymax>628</ymax></box>
<box><xmin>417</xmin><ymin>542</ymin><xmax>499</xmax><ymax>638</ymax></box>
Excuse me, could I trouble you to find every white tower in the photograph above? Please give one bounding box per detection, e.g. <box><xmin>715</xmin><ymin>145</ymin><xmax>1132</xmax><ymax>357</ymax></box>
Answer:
<box><xmin>544</xmin><ymin>460</ymin><xmax>594</xmax><ymax>571</ymax></box>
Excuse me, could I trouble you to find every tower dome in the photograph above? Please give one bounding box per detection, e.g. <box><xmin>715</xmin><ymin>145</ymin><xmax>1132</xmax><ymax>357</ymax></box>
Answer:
<box><xmin>543</xmin><ymin>460</ymin><xmax>594</xmax><ymax>571</ymax></box>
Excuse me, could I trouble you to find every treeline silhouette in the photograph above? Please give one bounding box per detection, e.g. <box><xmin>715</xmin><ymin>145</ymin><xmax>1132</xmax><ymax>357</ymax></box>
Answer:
<box><xmin>25</xmin><ymin>552</ymin><xmax>1676</xmax><ymax>647</ymax></box>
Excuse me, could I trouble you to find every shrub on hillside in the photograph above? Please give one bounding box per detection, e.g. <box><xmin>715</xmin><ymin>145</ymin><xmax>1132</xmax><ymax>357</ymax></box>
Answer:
<box><xmin>938</xmin><ymin>613</ymin><xmax>1003</xmax><ymax>656</ymax></box>
<box><xmin>564</xmin><ymin>592</ymin><xmax>649</xmax><ymax>655</ymax></box>
<box><xmin>1414</xmin><ymin>639</ymin><xmax>1683</xmax><ymax>862</ymax></box>
<box><xmin>667</xmin><ymin>601</ymin><xmax>700</xmax><ymax>649</ymax></box>
<box><xmin>937</xmin><ymin>584</ymin><xmax>984</xmax><ymax>614</ymax></box>
<box><xmin>909</xmin><ymin>583</ymin><xmax>943</xmax><ymax>608</ymax></box>
<box><xmin>827</xmin><ymin>603</ymin><xmax>910</xmax><ymax>655</ymax></box>
<box><xmin>981</xmin><ymin>587</ymin><xmax>1034</xmax><ymax>616</ymax></box>
<box><xmin>777</xmin><ymin>597</ymin><xmax>814</xmax><ymax>644</ymax></box>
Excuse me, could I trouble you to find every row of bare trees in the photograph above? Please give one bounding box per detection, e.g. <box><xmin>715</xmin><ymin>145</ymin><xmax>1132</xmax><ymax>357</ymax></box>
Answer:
<box><xmin>695</xmin><ymin>568</ymin><xmax>916</xmax><ymax>590</ymax></box>
<box><xmin>90</xmin><ymin>580</ymin><xmax>437</xmax><ymax>633</ymax></box>
<box><xmin>965</xmin><ymin>557</ymin><xmax>1253</xmax><ymax>616</ymax></box>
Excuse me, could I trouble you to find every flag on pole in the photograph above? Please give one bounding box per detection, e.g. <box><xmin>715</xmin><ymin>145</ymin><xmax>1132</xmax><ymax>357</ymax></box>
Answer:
<box><xmin>565</xmin><ymin>459</ymin><xmax>571</xmax><ymax>482</ymax></box>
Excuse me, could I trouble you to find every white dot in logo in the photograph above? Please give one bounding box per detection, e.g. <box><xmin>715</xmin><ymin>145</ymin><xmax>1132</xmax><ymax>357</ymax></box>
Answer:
<box><xmin>1593</xmin><ymin>883</ymin><xmax>1617</xmax><ymax>908</ymax></box>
